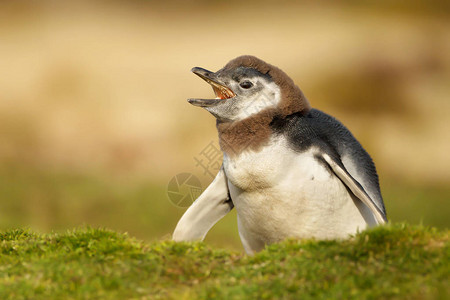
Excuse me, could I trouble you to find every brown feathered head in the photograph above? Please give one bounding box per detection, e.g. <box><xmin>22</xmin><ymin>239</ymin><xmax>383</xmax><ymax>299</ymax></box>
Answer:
<box><xmin>189</xmin><ymin>55</ymin><xmax>311</xmax><ymax>122</ymax></box>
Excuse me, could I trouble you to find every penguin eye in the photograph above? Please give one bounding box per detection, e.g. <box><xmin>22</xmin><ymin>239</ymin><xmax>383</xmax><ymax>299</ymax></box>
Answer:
<box><xmin>239</xmin><ymin>81</ymin><xmax>253</xmax><ymax>89</ymax></box>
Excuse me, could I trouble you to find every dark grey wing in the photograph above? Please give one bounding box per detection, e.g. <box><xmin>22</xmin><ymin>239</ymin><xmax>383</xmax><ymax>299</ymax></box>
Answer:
<box><xmin>338</xmin><ymin>148</ymin><xmax>387</xmax><ymax>222</ymax></box>
<box><xmin>319</xmin><ymin>152</ymin><xmax>387</xmax><ymax>224</ymax></box>
<box><xmin>274</xmin><ymin>108</ymin><xmax>387</xmax><ymax>224</ymax></box>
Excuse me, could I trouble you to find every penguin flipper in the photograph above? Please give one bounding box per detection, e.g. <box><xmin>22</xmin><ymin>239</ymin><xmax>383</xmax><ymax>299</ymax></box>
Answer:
<box><xmin>320</xmin><ymin>152</ymin><xmax>387</xmax><ymax>225</ymax></box>
<box><xmin>173</xmin><ymin>167</ymin><xmax>233</xmax><ymax>242</ymax></box>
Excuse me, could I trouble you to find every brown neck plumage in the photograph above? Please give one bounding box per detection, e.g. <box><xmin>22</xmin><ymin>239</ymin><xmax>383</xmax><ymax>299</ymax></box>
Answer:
<box><xmin>217</xmin><ymin>55</ymin><xmax>311</xmax><ymax>157</ymax></box>
<box><xmin>217</xmin><ymin>108</ymin><xmax>275</xmax><ymax>157</ymax></box>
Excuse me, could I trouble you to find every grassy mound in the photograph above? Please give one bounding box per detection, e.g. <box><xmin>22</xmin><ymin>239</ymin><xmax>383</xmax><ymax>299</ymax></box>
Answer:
<box><xmin>0</xmin><ymin>224</ymin><xmax>448</xmax><ymax>299</ymax></box>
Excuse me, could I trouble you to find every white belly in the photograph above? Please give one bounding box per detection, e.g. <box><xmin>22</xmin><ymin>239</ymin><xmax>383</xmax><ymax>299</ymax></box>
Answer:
<box><xmin>223</xmin><ymin>136</ymin><xmax>368</xmax><ymax>254</ymax></box>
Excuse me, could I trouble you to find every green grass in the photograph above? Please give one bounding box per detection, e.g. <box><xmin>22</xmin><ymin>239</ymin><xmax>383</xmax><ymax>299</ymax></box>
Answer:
<box><xmin>0</xmin><ymin>224</ymin><xmax>448</xmax><ymax>299</ymax></box>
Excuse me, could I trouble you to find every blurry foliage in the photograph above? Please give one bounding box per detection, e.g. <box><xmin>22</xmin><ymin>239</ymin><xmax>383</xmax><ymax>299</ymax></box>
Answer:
<box><xmin>0</xmin><ymin>164</ymin><xmax>448</xmax><ymax>254</ymax></box>
<box><xmin>3</xmin><ymin>0</ymin><xmax>450</xmax><ymax>15</ymax></box>
<box><xmin>0</xmin><ymin>163</ymin><xmax>242</xmax><ymax>249</ymax></box>
<box><xmin>309</xmin><ymin>47</ymin><xmax>447</xmax><ymax>116</ymax></box>
<box><xmin>0</xmin><ymin>0</ymin><xmax>448</xmax><ymax>241</ymax></box>
<box><xmin>383</xmin><ymin>182</ymin><xmax>450</xmax><ymax>229</ymax></box>
<box><xmin>104</xmin><ymin>0</ymin><xmax>450</xmax><ymax>12</ymax></box>
<box><xmin>310</xmin><ymin>62</ymin><xmax>409</xmax><ymax>116</ymax></box>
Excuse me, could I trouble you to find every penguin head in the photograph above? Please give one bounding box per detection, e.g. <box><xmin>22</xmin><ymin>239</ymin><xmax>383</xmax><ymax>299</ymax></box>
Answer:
<box><xmin>189</xmin><ymin>55</ymin><xmax>310</xmax><ymax>122</ymax></box>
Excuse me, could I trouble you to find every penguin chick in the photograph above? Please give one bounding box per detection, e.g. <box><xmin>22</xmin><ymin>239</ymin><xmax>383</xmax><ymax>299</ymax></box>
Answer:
<box><xmin>173</xmin><ymin>55</ymin><xmax>387</xmax><ymax>254</ymax></box>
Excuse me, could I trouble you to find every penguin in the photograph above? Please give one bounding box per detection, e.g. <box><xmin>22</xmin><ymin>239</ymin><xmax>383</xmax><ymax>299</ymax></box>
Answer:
<box><xmin>173</xmin><ymin>55</ymin><xmax>387</xmax><ymax>254</ymax></box>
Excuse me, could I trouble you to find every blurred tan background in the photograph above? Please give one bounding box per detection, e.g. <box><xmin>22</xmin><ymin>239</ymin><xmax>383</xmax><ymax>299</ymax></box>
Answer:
<box><xmin>0</xmin><ymin>0</ymin><xmax>449</xmax><ymax>250</ymax></box>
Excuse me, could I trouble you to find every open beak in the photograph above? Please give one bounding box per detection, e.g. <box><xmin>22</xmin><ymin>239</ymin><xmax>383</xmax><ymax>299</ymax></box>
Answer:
<box><xmin>188</xmin><ymin>67</ymin><xmax>236</xmax><ymax>107</ymax></box>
